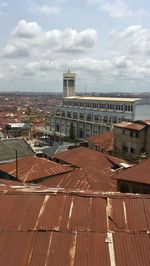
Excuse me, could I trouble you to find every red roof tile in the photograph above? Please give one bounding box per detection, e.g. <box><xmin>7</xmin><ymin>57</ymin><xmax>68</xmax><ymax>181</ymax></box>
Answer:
<box><xmin>0</xmin><ymin>156</ymin><xmax>72</xmax><ymax>182</ymax></box>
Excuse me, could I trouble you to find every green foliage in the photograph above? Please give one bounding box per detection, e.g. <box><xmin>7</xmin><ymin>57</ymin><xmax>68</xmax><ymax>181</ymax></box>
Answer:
<box><xmin>69</xmin><ymin>122</ymin><xmax>76</xmax><ymax>141</ymax></box>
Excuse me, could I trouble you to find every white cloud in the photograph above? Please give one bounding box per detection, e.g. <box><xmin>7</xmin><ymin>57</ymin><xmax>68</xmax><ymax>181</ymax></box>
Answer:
<box><xmin>45</xmin><ymin>28</ymin><xmax>97</xmax><ymax>53</ymax></box>
<box><xmin>12</xmin><ymin>20</ymin><xmax>42</xmax><ymax>38</ymax></box>
<box><xmin>112</xmin><ymin>25</ymin><xmax>150</xmax><ymax>56</ymax></box>
<box><xmin>85</xmin><ymin>0</ymin><xmax>147</xmax><ymax>18</ymax></box>
<box><xmin>101</xmin><ymin>0</ymin><xmax>133</xmax><ymax>18</ymax></box>
<box><xmin>30</xmin><ymin>3</ymin><xmax>60</xmax><ymax>15</ymax></box>
<box><xmin>3</xmin><ymin>44</ymin><xmax>30</xmax><ymax>58</ymax></box>
<box><xmin>3</xmin><ymin>20</ymin><xmax>97</xmax><ymax>59</ymax></box>
<box><xmin>2</xmin><ymin>21</ymin><xmax>150</xmax><ymax>91</ymax></box>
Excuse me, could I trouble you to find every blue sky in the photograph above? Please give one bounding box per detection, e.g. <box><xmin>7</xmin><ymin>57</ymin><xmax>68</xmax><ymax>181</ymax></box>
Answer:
<box><xmin>1</xmin><ymin>0</ymin><xmax>150</xmax><ymax>92</ymax></box>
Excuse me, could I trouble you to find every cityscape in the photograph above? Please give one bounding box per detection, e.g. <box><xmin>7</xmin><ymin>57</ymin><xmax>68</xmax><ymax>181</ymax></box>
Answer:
<box><xmin>0</xmin><ymin>1</ymin><xmax>150</xmax><ymax>265</ymax></box>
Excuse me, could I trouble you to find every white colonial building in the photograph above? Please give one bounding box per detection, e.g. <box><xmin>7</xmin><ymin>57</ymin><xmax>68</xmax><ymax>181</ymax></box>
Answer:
<box><xmin>49</xmin><ymin>96</ymin><xmax>150</xmax><ymax>139</ymax></box>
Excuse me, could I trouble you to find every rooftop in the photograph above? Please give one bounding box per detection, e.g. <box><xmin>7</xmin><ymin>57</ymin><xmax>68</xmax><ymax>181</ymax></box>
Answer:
<box><xmin>113</xmin><ymin>159</ymin><xmax>150</xmax><ymax>185</ymax></box>
<box><xmin>114</xmin><ymin>122</ymin><xmax>146</xmax><ymax>131</ymax></box>
<box><xmin>0</xmin><ymin>138</ymin><xmax>35</xmax><ymax>163</ymax></box>
<box><xmin>54</xmin><ymin>147</ymin><xmax>123</xmax><ymax>192</ymax></box>
<box><xmin>0</xmin><ymin>156</ymin><xmax>73</xmax><ymax>182</ymax></box>
<box><xmin>88</xmin><ymin>132</ymin><xmax>113</xmax><ymax>152</ymax></box>
<box><xmin>65</xmin><ymin>96</ymin><xmax>141</xmax><ymax>102</ymax></box>
<box><xmin>0</xmin><ymin>189</ymin><xmax>149</xmax><ymax>266</ymax></box>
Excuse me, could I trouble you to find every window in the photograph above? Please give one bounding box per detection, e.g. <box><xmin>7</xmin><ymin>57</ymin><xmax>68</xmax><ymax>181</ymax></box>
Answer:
<box><xmin>120</xmin><ymin>182</ymin><xmax>130</xmax><ymax>193</ymax></box>
<box><xmin>103</xmin><ymin>116</ymin><xmax>107</xmax><ymax>123</ymax></box>
<box><xmin>122</xmin><ymin>145</ymin><xmax>128</xmax><ymax>152</ymax></box>
<box><xmin>80</xmin><ymin>102</ymin><xmax>84</xmax><ymax>107</ymax></box>
<box><xmin>130</xmin><ymin>147</ymin><xmax>135</xmax><ymax>153</ymax></box>
<box><xmin>67</xmin><ymin>111</ymin><xmax>72</xmax><ymax>118</ymax></box>
<box><xmin>79</xmin><ymin>113</ymin><xmax>84</xmax><ymax>120</ymax></box>
<box><xmin>73</xmin><ymin>112</ymin><xmax>77</xmax><ymax>119</ymax></box>
<box><xmin>141</xmin><ymin>147</ymin><xmax>145</xmax><ymax>153</ymax></box>
<box><xmin>130</xmin><ymin>131</ymin><xmax>134</xmax><ymax>137</ymax></box>
<box><xmin>63</xmin><ymin>79</ymin><xmax>67</xmax><ymax>87</ymax></box>
<box><xmin>68</xmin><ymin>79</ymin><xmax>74</xmax><ymax>86</ymax></box>
<box><xmin>135</xmin><ymin>132</ymin><xmax>139</xmax><ymax>138</ymax></box>
<box><xmin>95</xmin><ymin>114</ymin><xmax>99</xmax><ymax>121</ymax></box>
<box><xmin>87</xmin><ymin>114</ymin><xmax>92</xmax><ymax>121</ymax></box>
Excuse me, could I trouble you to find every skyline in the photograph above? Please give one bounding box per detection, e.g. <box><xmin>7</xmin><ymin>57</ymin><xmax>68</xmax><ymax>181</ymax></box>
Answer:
<box><xmin>1</xmin><ymin>0</ymin><xmax>150</xmax><ymax>92</ymax></box>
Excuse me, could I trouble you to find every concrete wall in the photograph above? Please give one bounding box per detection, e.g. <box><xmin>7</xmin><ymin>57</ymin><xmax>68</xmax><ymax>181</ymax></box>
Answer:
<box><xmin>113</xmin><ymin>126</ymin><xmax>146</xmax><ymax>161</ymax></box>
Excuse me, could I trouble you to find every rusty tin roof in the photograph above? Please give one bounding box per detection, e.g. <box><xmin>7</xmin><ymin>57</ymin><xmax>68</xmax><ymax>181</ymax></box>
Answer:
<box><xmin>0</xmin><ymin>190</ymin><xmax>149</xmax><ymax>266</ymax></box>
<box><xmin>0</xmin><ymin>156</ymin><xmax>73</xmax><ymax>182</ymax></box>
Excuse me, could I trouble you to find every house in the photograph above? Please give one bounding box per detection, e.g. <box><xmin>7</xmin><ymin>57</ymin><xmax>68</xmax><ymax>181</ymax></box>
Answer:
<box><xmin>113</xmin><ymin>159</ymin><xmax>150</xmax><ymax>194</ymax></box>
<box><xmin>88</xmin><ymin>131</ymin><xmax>113</xmax><ymax>154</ymax></box>
<box><xmin>3</xmin><ymin>122</ymin><xmax>31</xmax><ymax>139</ymax></box>
<box><xmin>113</xmin><ymin>121</ymin><xmax>150</xmax><ymax>161</ymax></box>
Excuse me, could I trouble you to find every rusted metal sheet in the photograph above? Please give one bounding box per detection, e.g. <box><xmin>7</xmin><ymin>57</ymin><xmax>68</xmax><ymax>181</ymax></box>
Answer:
<box><xmin>0</xmin><ymin>192</ymin><xmax>149</xmax><ymax>265</ymax></box>
<box><xmin>46</xmin><ymin>232</ymin><xmax>75</xmax><ymax>266</ymax></box>
<box><xmin>113</xmin><ymin>233</ymin><xmax>150</xmax><ymax>266</ymax></box>
<box><xmin>107</xmin><ymin>198</ymin><xmax>126</xmax><ymax>231</ymax></box>
<box><xmin>35</xmin><ymin>194</ymin><xmax>66</xmax><ymax>230</ymax></box>
<box><xmin>74</xmin><ymin>232</ymin><xmax>110</xmax><ymax>266</ymax></box>
<box><xmin>41</xmin><ymin>169</ymin><xmax>90</xmax><ymax>191</ymax></box>
<box><xmin>124</xmin><ymin>198</ymin><xmax>149</xmax><ymax>231</ymax></box>
<box><xmin>0</xmin><ymin>194</ymin><xmax>44</xmax><ymax>230</ymax></box>
<box><xmin>113</xmin><ymin>159</ymin><xmax>150</xmax><ymax>185</ymax></box>
<box><xmin>115</xmin><ymin>122</ymin><xmax>146</xmax><ymax>131</ymax></box>
<box><xmin>53</xmin><ymin>147</ymin><xmax>118</xmax><ymax>192</ymax></box>
<box><xmin>88</xmin><ymin>131</ymin><xmax>113</xmax><ymax>152</ymax></box>
<box><xmin>0</xmin><ymin>156</ymin><xmax>72</xmax><ymax>182</ymax></box>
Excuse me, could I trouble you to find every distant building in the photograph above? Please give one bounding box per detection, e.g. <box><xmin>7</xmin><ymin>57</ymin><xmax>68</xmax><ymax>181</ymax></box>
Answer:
<box><xmin>3</xmin><ymin>123</ymin><xmax>31</xmax><ymax>139</ymax></box>
<box><xmin>113</xmin><ymin>121</ymin><xmax>150</xmax><ymax>161</ymax></box>
<box><xmin>49</xmin><ymin>96</ymin><xmax>150</xmax><ymax>139</ymax></box>
<box><xmin>63</xmin><ymin>70</ymin><xmax>76</xmax><ymax>97</ymax></box>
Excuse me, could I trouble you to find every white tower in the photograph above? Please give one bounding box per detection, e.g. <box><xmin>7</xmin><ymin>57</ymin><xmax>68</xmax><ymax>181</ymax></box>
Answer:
<box><xmin>63</xmin><ymin>70</ymin><xmax>76</xmax><ymax>97</ymax></box>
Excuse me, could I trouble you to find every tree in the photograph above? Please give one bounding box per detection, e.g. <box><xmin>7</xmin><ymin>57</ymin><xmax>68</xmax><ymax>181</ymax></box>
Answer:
<box><xmin>69</xmin><ymin>122</ymin><xmax>76</xmax><ymax>142</ymax></box>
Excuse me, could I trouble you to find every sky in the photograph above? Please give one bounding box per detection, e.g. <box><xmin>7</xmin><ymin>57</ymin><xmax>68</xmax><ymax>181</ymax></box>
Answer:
<box><xmin>1</xmin><ymin>0</ymin><xmax>150</xmax><ymax>93</ymax></box>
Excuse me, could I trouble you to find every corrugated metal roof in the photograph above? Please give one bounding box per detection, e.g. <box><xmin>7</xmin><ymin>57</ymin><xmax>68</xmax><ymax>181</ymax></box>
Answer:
<box><xmin>113</xmin><ymin>159</ymin><xmax>150</xmax><ymax>185</ymax></box>
<box><xmin>0</xmin><ymin>191</ymin><xmax>149</xmax><ymax>232</ymax></box>
<box><xmin>53</xmin><ymin>147</ymin><xmax>117</xmax><ymax>191</ymax></box>
<box><xmin>0</xmin><ymin>191</ymin><xmax>149</xmax><ymax>265</ymax></box>
<box><xmin>0</xmin><ymin>156</ymin><xmax>73</xmax><ymax>182</ymax></box>
<box><xmin>88</xmin><ymin>132</ymin><xmax>113</xmax><ymax>152</ymax></box>
<box><xmin>114</xmin><ymin>122</ymin><xmax>146</xmax><ymax>131</ymax></box>
<box><xmin>40</xmin><ymin>167</ymin><xmax>117</xmax><ymax>192</ymax></box>
<box><xmin>0</xmin><ymin>138</ymin><xmax>35</xmax><ymax>163</ymax></box>
<box><xmin>113</xmin><ymin>233</ymin><xmax>150</xmax><ymax>266</ymax></box>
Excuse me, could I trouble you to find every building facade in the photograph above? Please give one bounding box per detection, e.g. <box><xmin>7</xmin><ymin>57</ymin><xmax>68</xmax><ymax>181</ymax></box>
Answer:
<box><xmin>113</xmin><ymin>121</ymin><xmax>150</xmax><ymax>161</ymax></box>
<box><xmin>49</xmin><ymin>96</ymin><xmax>150</xmax><ymax>140</ymax></box>
<box><xmin>3</xmin><ymin>123</ymin><xmax>31</xmax><ymax>140</ymax></box>
<box><xmin>63</xmin><ymin>71</ymin><xmax>76</xmax><ymax>97</ymax></box>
